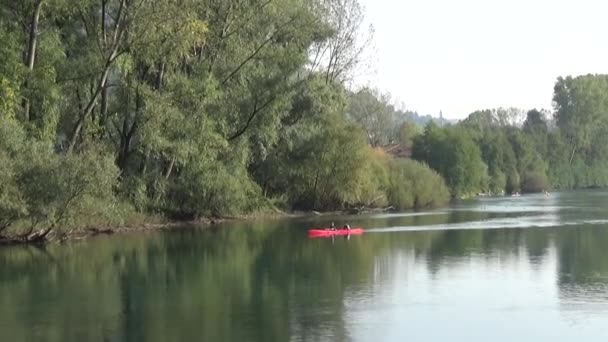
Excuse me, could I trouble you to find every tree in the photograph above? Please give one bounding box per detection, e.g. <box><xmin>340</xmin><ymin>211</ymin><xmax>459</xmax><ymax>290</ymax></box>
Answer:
<box><xmin>398</xmin><ymin>121</ymin><xmax>421</xmax><ymax>148</ymax></box>
<box><xmin>309</xmin><ymin>0</ymin><xmax>374</xmax><ymax>85</ymax></box>
<box><xmin>63</xmin><ymin>0</ymin><xmax>208</xmax><ymax>153</ymax></box>
<box><xmin>462</xmin><ymin>107</ymin><xmax>526</xmax><ymax>132</ymax></box>
<box><xmin>259</xmin><ymin>110</ymin><xmax>370</xmax><ymax>210</ymax></box>
<box><xmin>0</xmin><ymin>0</ymin><xmax>67</xmax><ymax>139</ymax></box>
<box><xmin>553</xmin><ymin>75</ymin><xmax>608</xmax><ymax>165</ymax></box>
<box><xmin>388</xmin><ymin>159</ymin><xmax>450</xmax><ymax>209</ymax></box>
<box><xmin>412</xmin><ymin>124</ymin><xmax>486</xmax><ymax>197</ymax></box>
<box><xmin>347</xmin><ymin>87</ymin><xmax>396</xmax><ymax>147</ymax></box>
<box><xmin>523</xmin><ymin>109</ymin><xmax>548</xmax><ymax>133</ymax></box>
<box><xmin>522</xmin><ymin>109</ymin><xmax>550</xmax><ymax>159</ymax></box>
<box><xmin>476</xmin><ymin>129</ymin><xmax>517</xmax><ymax>193</ymax></box>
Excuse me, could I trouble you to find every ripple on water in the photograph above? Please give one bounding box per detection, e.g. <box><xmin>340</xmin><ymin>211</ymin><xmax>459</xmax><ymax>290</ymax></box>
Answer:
<box><xmin>366</xmin><ymin>217</ymin><xmax>608</xmax><ymax>233</ymax></box>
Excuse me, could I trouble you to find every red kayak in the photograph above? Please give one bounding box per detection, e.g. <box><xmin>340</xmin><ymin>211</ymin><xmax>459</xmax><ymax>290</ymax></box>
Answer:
<box><xmin>308</xmin><ymin>228</ymin><xmax>364</xmax><ymax>238</ymax></box>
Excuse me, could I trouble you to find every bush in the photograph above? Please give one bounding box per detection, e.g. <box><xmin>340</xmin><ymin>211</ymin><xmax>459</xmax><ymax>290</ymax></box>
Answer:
<box><xmin>120</xmin><ymin>176</ymin><xmax>150</xmax><ymax>212</ymax></box>
<box><xmin>0</xmin><ymin>119</ymin><xmax>27</xmax><ymax>231</ymax></box>
<box><xmin>344</xmin><ymin>148</ymin><xmax>390</xmax><ymax>208</ymax></box>
<box><xmin>168</xmin><ymin>161</ymin><xmax>263</xmax><ymax>218</ymax></box>
<box><xmin>261</xmin><ymin>119</ymin><xmax>370</xmax><ymax>211</ymax></box>
<box><xmin>412</xmin><ymin>124</ymin><xmax>486</xmax><ymax>197</ymax></box>
<box><xmin>387</xmin><ymin>159</ymin><xmax>450</xmax><ymax>210</ymax></box>
<box><xmin>0</xmin><ymin>153</ymin><xmax>26</xmax><ymax>232</ymax></box>
<box><xmin>15</xmin><ymin>145</ymin><xmax>120</xmax><ymax>233</ymax></box>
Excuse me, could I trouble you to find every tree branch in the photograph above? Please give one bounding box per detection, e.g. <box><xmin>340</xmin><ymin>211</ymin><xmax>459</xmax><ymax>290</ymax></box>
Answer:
<box><xmin>228</xmin><ymin>95</ymin><xmax>276</xmax><ymax>141</ymax></box>
<box><xmin>221</xmin><ymin>15</ymin><xmax>297</xmax><ymax>86</ymax></box>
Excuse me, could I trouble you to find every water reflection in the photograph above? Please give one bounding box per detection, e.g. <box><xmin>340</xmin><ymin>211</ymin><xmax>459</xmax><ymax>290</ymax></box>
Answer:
<box><xmin>0</xmin><ymin>191</ymin><xmax>608</xmax><ymax>341</ymax></box>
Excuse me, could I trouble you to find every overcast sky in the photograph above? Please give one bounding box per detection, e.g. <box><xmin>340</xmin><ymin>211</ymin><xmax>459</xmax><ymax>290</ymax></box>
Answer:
<box><xmin>356</xmin><ymin>0</ymin><xmax>608</xmax><ymax>119</ymax></box>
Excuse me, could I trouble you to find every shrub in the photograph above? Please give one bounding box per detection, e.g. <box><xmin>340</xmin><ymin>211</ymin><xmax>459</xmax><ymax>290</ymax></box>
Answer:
<box><xmin>0</xmin><ymin>119</ymin><xmax>27</xmax><ymax>232</ymax></box>
<box><xmin>168</xmin><ymin>161</ymin><xmax>263</xmax><ymax>218</ymax></box>
<box><xmin>15</xmin><ymin>146</ymin><xmax>120</xmax><ymax>233</ymax></box>
<box><xmin>388</xmin><ymin>159</ymin><xmax>450</xmax><ymax>210</ymax></box>
<box><xmin>344</xmin><ymin>148</ymin><xmax>390</xmax><ymax>208</ymax></box>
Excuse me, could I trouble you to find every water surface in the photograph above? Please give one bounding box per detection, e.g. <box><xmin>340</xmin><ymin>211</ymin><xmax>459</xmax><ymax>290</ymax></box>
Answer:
<box><xmin>2</xmin><ymin>190</ymin><xmax>608</xmax><ymax>341</ymax></box>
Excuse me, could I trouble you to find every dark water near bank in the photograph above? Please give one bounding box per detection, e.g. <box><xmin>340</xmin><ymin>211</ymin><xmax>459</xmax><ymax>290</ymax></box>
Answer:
<box><xmin>2</xmin><ymin>191</ymin><xmax>608</xmax><ymax>341</ymax></box>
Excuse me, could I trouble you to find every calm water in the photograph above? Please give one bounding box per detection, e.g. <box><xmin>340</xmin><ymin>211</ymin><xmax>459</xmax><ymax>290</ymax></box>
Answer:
<box><xmin>2</xmin><ymin>191</ymin><xmax>608</xmax><ymax>341</ymax></box>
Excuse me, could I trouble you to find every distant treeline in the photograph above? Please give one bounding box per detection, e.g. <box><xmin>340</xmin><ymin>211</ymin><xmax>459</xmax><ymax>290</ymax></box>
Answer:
<box><xmin>351</xmin><ymin>75</ymin><xmax>608</xmax><ymax>198</ymax></box>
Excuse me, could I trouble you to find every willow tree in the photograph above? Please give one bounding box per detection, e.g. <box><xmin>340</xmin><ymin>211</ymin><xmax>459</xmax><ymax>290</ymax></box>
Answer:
<box><xmin>308</xmin><ymin>0</ymin><xmax>374</xmax><ymax>85</ymax></box>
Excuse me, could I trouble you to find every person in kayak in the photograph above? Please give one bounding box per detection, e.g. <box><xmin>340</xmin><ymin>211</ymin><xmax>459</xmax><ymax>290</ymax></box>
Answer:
<box><xmin>329</xmin><ymin>222</ymin><xmax>336</xmax><ymax>230</ymax></box>
<box><xmin>343</xmin><ymin>224</ymin><xmax>351</xmax><ymax>230</ymax></box>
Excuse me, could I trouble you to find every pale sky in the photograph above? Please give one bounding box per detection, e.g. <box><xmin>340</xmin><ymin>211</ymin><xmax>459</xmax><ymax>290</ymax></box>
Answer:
<box><xmin>357</xmin><ymin>0</ymin><xmax>608</xmax><ymax>119</ymax></box>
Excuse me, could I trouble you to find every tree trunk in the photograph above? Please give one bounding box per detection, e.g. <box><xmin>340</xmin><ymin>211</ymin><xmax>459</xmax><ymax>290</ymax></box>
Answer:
<box><xmin>156</xmin><ymin>61</ymin><xmax>165</xmax><ymax>90</ymax></box>
<box><xmin>118</xmin><ymin>89</ymin><xmax>140</xmax><ymax>169</ymax></box>
<box><xmin>99</xmin><ymin>0</ymin><xmax>109</xmax><ymax>132</ymax></box>
<box><xmin>23</xmin><ymin>0</ymin><xmax>44</xmax><ymax>121</ymax></box>
<box><xmin>141</xmin><ymin>150</ymin><xmax>150</xmax><ymax>176</ymax></box>
<box><xmin>569</xmin><ymin>145</ymin><xmax>577</xmax><ymax>165</ymax></box>
<box><xmin>26</xmin><ymin>0</ymin><xmax>44</xmax><ymax>79</ymax></box>
<box><xmin>67</xmin><ymin>63</ymin><xmax>113</xmax><ymax>153</ymax></box>
<box><xmin>165</xmin><ymin>156</ymin><xmax>176</xmax><ymax>180</ymax></box>
<box><xmin>99</xmin><ymin>85</ymin><xmax>108</xmax><ymax>128</ymax></box>
<box><xmin>67</xmin><ymin>0</ymin><xmax>126</xmax><ymax>153</ymax></box>
<box><xmin>101</xmin><ymin>0</ymin><xmax>107</xmax><ymax>45</ymax></box>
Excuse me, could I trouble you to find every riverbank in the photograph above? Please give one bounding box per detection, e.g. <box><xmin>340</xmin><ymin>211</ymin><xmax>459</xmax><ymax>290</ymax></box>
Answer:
<box><xmin>0</xmin><ymin>216</ymin><xmax>241</xmax><ymax>246</ymax></box>
<box><xmin>0</xmin><ymin>205</ymin><xmax>401</xmax><ymax>247</ymax></box>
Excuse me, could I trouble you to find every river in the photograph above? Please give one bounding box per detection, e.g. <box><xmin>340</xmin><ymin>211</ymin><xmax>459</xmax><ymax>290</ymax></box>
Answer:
<box><xmin>1</xmin><ymin>190</ymin><xmax>608</xmax><ymax>341</ymax></box>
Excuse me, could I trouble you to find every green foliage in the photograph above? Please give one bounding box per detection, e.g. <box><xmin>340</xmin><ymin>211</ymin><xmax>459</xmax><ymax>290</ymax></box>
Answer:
<box><xmin>119</xmin><ymin>176</ymin><xmax>149</xmax><ymax>212</ymax></box>
<box><xmin>398</xmin><ymin>121</ymin><xmax>421</xmax><ymax>148</ymax></box>
<box><xmin>413</xmin><ymin>76</ymin><xmax>608</xmax><ymax>195</ymax></box>
<box><xmin>344</xmin><ymin>148</ymin><xmax>390</xmax><ymax>208</ymax></box>
<box><xmin>0</xmin><ymin>28</ymin><xmax>24</xmax><ymax>119</ymax></box>
<box><xmin>253</xmin><ymin>76</ymin><xmax>449</xmax><ymax>212</ymax></box>
<box><xmin>438</xmin><ymin>108</ymin><xmax>558</xmax><ymax>195</ymax></box>
<box><xmin>488</xmin><ymin>169</ymin><xmax>507</xmax><ymax>194</ymax></box>
<box><xmin>0</xmin><ymin>116</ymin><xmax>120</xmax><ymax>235</ymax></box>
<box><xmin>554</xmin><ymin>75</ymin><xmax>608</xmax><ymax>164</ymax></box>
<box><xmin>387</xmin><ymin>159</ymin><xmax>450</xmax><ymax>210</ymax></box>
<box><xmin>477</xmin><ymin>129</ymin><xmax>517</xmax><ymax>193</ymax></box>
<box><xmin>461</xmin><ymin>108</ymin><xmax>525</xmax><ymax>134</ymax></box>
<box><xmin>277</xmin><ymin>120</ymin><xmax>369</xmax><ymax>210</ymax></box>
<box><xmin>16</xmin><ymin>146</ymin><xmax>119</xmax><ymax>232</ymax></box>
<box><xmin>0</xmin><ymin>152</ymin><xmax>26</xmax><ymax>232</ymax></box>
<box><xmin>167</xmin><ymin>153</ymin><xmax>264</xmax><ymax>218</ymax></box>
<box><xmin>412</xmin><ymin>124</ymin><xmax>486</xmax><ymax>197</ymax></box>
<box><xmin>0</xmin><ymin>119</ymin><xmax>28</xmax><ymax>230</ymax></box>
<box><xmin>347</xmin><ymin>87</ymin><xmax>396</xmax><ymax>146</ymax></box>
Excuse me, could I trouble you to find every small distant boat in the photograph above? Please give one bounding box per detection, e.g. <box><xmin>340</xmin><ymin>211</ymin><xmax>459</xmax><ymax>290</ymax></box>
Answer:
<box><xmin>308</xmin><ymin>228</ymin><xmax>364</xmax><ymax>238</ymax></box>
<box><xmin>511</xmin><ymin>192</ymin><xmax>521</xmax><ymax>197</ymax></box>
